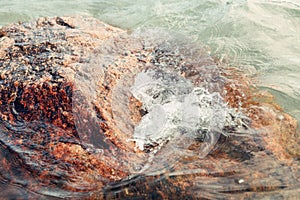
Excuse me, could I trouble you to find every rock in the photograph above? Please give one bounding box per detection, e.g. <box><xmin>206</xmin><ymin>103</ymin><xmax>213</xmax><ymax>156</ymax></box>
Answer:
<box><xmin>0</xmin><ymin>16</ymin><xmax>299</xmax><ymax>199</ymax></box>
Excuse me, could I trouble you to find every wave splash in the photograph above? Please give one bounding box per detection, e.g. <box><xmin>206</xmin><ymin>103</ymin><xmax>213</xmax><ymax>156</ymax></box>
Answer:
<box><xmin>131</xmin><ymin>68</ymin><xmax>227</xmax><ymax>159</ymax></box>
<box><xmin>72</xmin><ymin>28</ymin><xmax>252</xmax><ymax>176</ymax></box>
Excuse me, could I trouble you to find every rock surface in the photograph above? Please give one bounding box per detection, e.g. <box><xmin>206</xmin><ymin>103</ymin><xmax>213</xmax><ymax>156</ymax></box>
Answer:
<box><xmin>0</xmin><ymin>16</ymin><xmax>299</xmax><ymax>199</ymax></box>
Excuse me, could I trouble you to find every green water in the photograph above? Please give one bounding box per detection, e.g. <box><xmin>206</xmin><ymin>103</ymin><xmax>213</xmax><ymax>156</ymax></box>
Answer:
<box><xmin>1</xmin><ymin>0</ymin><xmax>300</xmax><ymax>125</ymax></box>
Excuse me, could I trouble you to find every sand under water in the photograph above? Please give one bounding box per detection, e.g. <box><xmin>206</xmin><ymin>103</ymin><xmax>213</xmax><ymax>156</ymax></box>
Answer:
<box><xmin>0</xmin><ymin>16</ymin><xmax>299</xmax><ymax>199</ymax></box>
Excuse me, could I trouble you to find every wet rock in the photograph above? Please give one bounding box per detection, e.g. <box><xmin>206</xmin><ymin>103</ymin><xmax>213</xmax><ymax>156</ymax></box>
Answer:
<box><xmin>0</xmin><ymin>16</ymin><xmax>299</xmax><ymax>199</ymax></box>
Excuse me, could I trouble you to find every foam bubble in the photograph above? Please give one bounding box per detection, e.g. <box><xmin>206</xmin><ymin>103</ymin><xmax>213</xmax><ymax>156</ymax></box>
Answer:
<box><xmin>131</xmin><ymin>68</ymin><xmax>227</xmax><ymax>158</ymax></box>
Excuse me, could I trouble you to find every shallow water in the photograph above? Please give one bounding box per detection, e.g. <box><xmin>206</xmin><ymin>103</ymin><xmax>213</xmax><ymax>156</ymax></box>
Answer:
<box><xmin>0</xmin><ymin>1</ymin><xmax>300</xmax><ymax>199</ymax></box>
<box><xmin>1</xmin><ymin>0</ymin><xmax>300</xmax><ymax>125</ymax></box>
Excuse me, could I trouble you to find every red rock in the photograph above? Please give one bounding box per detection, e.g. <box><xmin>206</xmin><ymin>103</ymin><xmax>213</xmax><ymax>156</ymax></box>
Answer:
<box><xmin>0</xmin><ymin>16</ymin><xmax>299</xmax><ymax>199</ymax></box>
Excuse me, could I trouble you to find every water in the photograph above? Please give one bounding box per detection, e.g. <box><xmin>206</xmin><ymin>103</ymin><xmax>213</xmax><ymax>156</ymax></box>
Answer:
<box><xmin>0</xmin><ymin>0</ymin><xmax>300</xmax><ymax>199</ymax></box>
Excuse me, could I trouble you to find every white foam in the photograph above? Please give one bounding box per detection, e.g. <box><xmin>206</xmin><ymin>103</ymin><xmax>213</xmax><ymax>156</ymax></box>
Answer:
<box><xmin>131</xmin><ymin>68</ymin><xmax>228</xmax><ymax>158</ymax></box>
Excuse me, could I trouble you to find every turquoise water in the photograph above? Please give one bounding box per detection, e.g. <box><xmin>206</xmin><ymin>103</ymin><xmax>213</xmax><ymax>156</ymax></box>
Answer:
<box><xmin>1</xmin><ymin>0</ymin><xmax>299</xmax><ymax>125</ymax></box>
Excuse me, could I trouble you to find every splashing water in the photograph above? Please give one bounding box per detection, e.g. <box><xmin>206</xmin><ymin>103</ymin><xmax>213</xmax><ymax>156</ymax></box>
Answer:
<box><xmin>71</xmin><ymin>28</ymin><xmax>253</xmax><ymax>177</ymax></box>
<box><xmin>131</xmin><ymin>68</ymin><xmax>227</xmax><ymax>158</ymax></box>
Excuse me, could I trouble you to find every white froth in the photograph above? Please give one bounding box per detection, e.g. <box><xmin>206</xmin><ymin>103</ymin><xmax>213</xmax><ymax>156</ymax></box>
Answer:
<box><xmin>131</xmin><ymin>69</ymin><xmax>227</xmax><ymax>157</ymax></box>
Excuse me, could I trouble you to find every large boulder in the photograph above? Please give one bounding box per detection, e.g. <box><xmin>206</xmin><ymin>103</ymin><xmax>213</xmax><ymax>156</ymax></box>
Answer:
<box><xmin>0</xmin><ymin>16</ymin><xmax>299</xmax><ymax>199</ymax></box>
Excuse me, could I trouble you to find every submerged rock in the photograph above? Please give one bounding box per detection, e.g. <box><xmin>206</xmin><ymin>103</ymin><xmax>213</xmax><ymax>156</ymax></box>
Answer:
<box><xmin>0</xmin><ymin>16</ymin><xmax>299</xmax><ymax>199</ymax></box>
